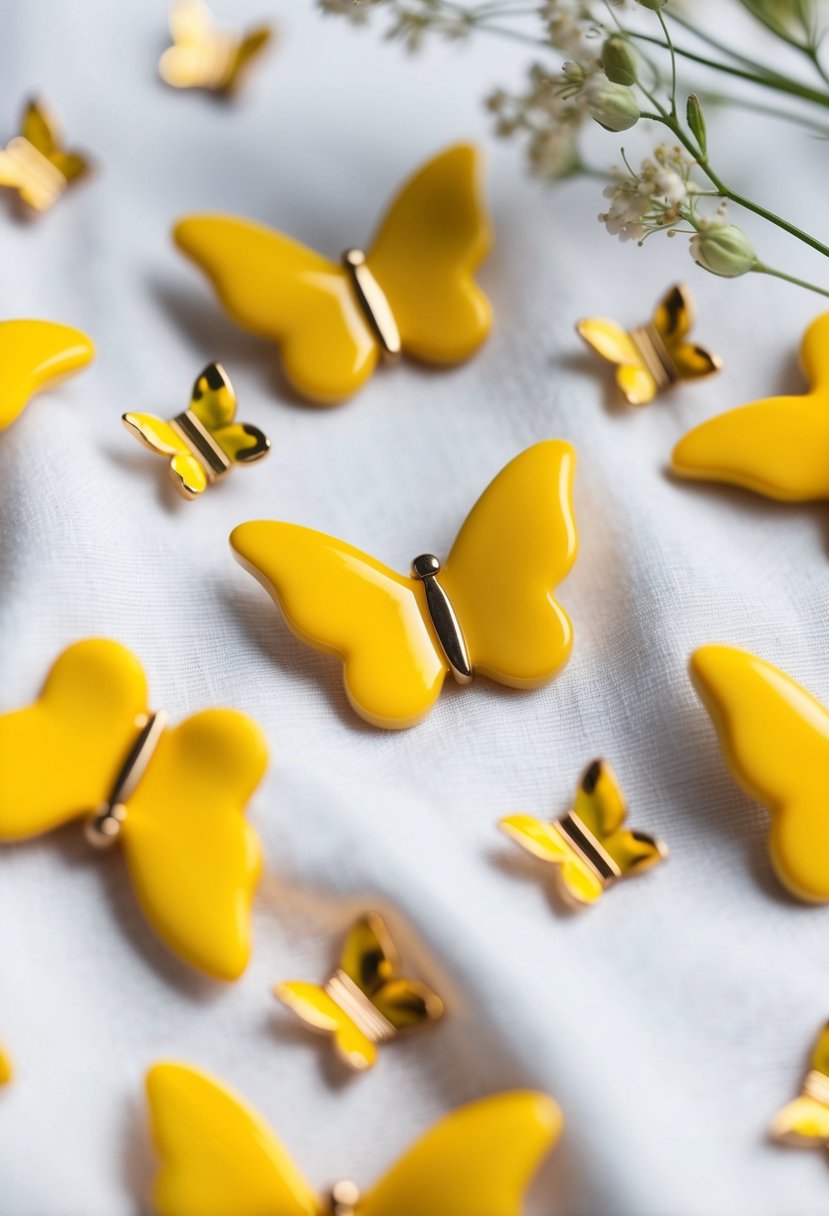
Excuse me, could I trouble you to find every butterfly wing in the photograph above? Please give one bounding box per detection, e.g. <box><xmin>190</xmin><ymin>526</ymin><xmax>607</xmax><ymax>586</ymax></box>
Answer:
<box><xmin>147</xmin><ymin>1062</ymin><xmax>321</xmax><ymax>1216</ymax></box>
<box><xmin>0</xmin><ymin>639</ymin><xmax>148</xmax><ymax>840</ymax></box>
<box><xmin>499</xmin><ymin>815</ymin><xmax>605</xmax><ymax>905</ymax></box>
<box><xmin>120</xmin><ymin>709</ymin><xmax>267</xmax><ymax>979</ymax></box>
<box><xmin>173</xmin><ymin>216</ymin><xmax>378</xmax><ymax>404</ymax></box>
<box><xmin>230</xmin><ymin>522</ymin><xmax>447</xmax><ymax>728</ymax></box>
<box><xmin>225</xmin><ymin>26</ymin><xmax>273</xmax><ymax>92</ymax></box>
<box><xmin>188</xmin><ymin>361</ymin><xmax>270</xmax><ymax>467</ymax></box>
<box><xmin>357</xmin><ymin>1091</ymin><xmax>562</xmax><ymax>1216</ymax></box>
<box><xmin>21</xmin><ymin>98</ymin><xmax>58</xmax><ymax>158</ymax></box>
<box><xmin>576</xmin><ymin>317</ymin><xmax>656</xmax><ymax>406</ymax></box>
<box><xmin>275</xmin><ymin>982</ymin><xmax>378</xmax><ymax>1071</ymax></box>
<box><xmin>365</xmin><ymin>144</ymin><xmax>492</xmax><ymax>364</ymax></box>
<box><xmin>574</xmin><ymin>759</ymin><xmax>666</xmax><ymax>877</ymax></box>
<box><xmin>439</xmin><ymin>440</ymin><xmax>577</xmax><ymax>689</ymax></box>
<box><xmin>159</xmin><ymin>1</ymin><xmax>211</xmax><ymax>87</ymax></box>
<box><xmin>0</xmin><ymin>319</ymin><xmax>94</xmax><ymax>430</ymax></box>
<box><xmin>690</xmin><ymin>644</ymin><xmax>829</xmax><ymax>902</ymax></box>
<box><xmin>121</xmin><ymin>413</ymin><xmax>208</xmax><ymax>498</ymax></box>
<box><xmin>771</xmin><ymin>1096</ymin><xmax>829</xmax><ymax>1146</ymax></box>
<box><xmin>653</xmin><ymin>286</ymin><xmax>721</xmax><ymax>382</ymax></box>
<box><xmin>340</xmin><ymin>912</ymin><xmax>443</xmax><ymax>1031</ymax></box>
<box><xmin>0</xmin><ymin>1043</ymin><xmax>13</xmax><ymax>1086</ymax></box>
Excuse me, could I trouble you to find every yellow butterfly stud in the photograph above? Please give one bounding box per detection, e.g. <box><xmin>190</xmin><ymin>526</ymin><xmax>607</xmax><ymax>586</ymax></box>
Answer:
<box><xmin>146</xmin><ymin>1060</ymin><xmax>562</xmax><ymax>1216</ymax></box>
<box><xmin>122</xmin><ymin>361</ymin><xmax>270</xmax><ymax>500</ymax></box>
<box><xmin>159</xmin><ymin>1</ymin><xmax>273</xmax><ymax>96</ymax></box>
<box><xmin>275</xmin><ymin>912</ymin><xmax>445</xmax><ymax>1072</ymax></box>
<box><xmin>0</xmin><ymin>319</ymin><xmax>94</xmax><ymax>431</ymax></box>
<box><xmin>500</xmin><ymin>759</ymin><xmax>668</xmax><ymax>906</ymax></box>
<box><xmin>0</xmin><ymin>97</ymin><xmax>89</xmax><ymax>213</ymax></box>
<box><xmin>230</xmin><ymin>439</ymin><xmax>577</xmax><ymax>729</ymax></box>
<box><xmin>771</xmin><ymin>1021</ymin><xmax>829</xmax><ymax>1147</ymax></box>
<box><xmin>173</xmin><ymin>143</ymin><xmax>492</xmax><ymax>404</ymax></box>
<box><xmin>690</xmin><ymin>644</ymin><xmax>829</xmax><ymax>903</ymax></box>
<box><xmin>577</xmin><ymin>283</ymin><xmax>721</xmax><ymax>406</ymax></box>
<box><xmin>673</xmin><ymin>311</ymin><xmax>829</xmax><ymax>501</ymax></box>
<box><xmin>0</xmin><ymin>639</ymin><xmax>268</xmax><ymax>979</ymax></box>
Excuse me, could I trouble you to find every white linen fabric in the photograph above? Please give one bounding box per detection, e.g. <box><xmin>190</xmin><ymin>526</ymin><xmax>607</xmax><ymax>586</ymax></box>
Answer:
<box><xmin>2</xmin><ymin>3</ymin><xmax>829</xmax><ymax>1213</ymax></box>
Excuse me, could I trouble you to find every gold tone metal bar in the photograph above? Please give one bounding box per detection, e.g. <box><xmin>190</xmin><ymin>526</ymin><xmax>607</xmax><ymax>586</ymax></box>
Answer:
<box><xmin>803</xmin><ymin>1070</ymin><xmax>829</xmax><ymax>1106</ymax></box>
<box><xmin>6</xmin><ymin>137</ymin><xmax>65</xmax><ymax>211</ymax></box>
<box><xmin>555</xmin><ymin>811</ymin><xmax>622</xmax><ymax>886</ymax></box>
<box><xmin>324</xmin><ymin>970</ymin><xmax>397</xmax><ymax>1044</ymax></box>
<box><xmin>342</xmin><ymin>248</ymin><xmax>402</xmax><ymax>362</ymax></box>
<box><xmin>171</xmin><ymin>409</ymin><xmax>232</xmax><ymax>481</ymax></box>
<box><xmin>629</xmin><ymin>323</ymin><xmax>679</xmax><ymax>390</ymax></box>
<box><xmin>85</xmin><ymin>710</ymin><xmax>168</xmax><ymax>849</ymax></box>
<box><xmin>410</xmin><ymin>554</ymin><xmax>473</xmax><ymax>685</ymax></box>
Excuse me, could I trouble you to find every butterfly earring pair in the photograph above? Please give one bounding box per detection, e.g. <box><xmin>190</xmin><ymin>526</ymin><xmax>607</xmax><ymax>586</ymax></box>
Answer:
<box><xmin>0</xmin><ymin>98</ymin><xmax>89</xmax><ymax>213</ymax></box>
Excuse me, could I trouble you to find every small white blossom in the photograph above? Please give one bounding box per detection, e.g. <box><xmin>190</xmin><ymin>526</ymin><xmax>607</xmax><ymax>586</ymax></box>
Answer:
<box><xmin>599</xmin><ymin>144</ymin><xmax>699</xmax><ymax>243</ymax></box>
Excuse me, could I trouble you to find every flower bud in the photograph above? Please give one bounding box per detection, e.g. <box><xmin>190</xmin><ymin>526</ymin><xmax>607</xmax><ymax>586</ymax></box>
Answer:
<box><xmin>690</xmin><ymin>223</ymin><xmax>756</xmax><ymax>278</ymax></box>
<box><xmin>602</xmin><ymin>36</ymin><xmax>638</xmax><ymax>86</ymax></box>
<box><xmin>587</xmin><ymin>81</ymin><xmax>640</xmax><ymax>132</ymax></box>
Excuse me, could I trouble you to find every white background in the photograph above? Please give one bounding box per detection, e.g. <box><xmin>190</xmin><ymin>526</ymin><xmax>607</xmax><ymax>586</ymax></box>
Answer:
<box><xmin>1</xmin><ymin>2</ymin><xmax>829</xmax><ymax>1213</ymax></box>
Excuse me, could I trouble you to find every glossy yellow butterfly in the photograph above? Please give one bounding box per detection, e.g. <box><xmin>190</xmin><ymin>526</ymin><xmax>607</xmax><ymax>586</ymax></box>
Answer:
<box><xmin>771</xmin><ymin>1021</ymin><xmax>829</xmax><ymax>1147</ymax></box>
<box><xmin>577</xmin><ymin>283</ymin><xmax>721</xmax><ymax>406</ymax></box>
<box><xmin>500</xmin><ymin>759</ymin><xmax>667</xmax><ymax>906</ymax></box>
<box><xmin>0</xmin><ymin>98</ymin><xmax>89</xmax><ymax>213</ymax></box>
<box><xmin>673</xmin><ymin>311</ymin><xmax>829</xmax><ymax>501</ymax></box>
<box><xmin>173</xmin><ymin>143</ymin><xmax>492</xmax><ymax>404</ymax></box>
<box><xmin>159</xmin><ymin>1</ymin><xmax>273</xmax><ymax>95</ymax></box>
<box><xmin>0</xmin><ymin>639</ymin><xmax>268</xmax><ymax>979</ymax></box>
<box><xmin>146</xmin><ymin>1061</ymin><xmax>562</xmax><ymax>1216</ymax></box>
<box><xmin>0</xmin><ymin>319</ymin><xmax>94</xmax><ymax>431</ymax></box>
<box><xmin>122</xmin><ymin>361</ymin><xmax>270</xmax><ymax>500</ymax></box>
<box><xmin>690</xmin><ymin>644</ymin><xmax>829</xmax><ymax>903</ymax></box>
<box><xmin>275</xmin><ymin>912</ymin><xmax>444</xmax><ymax>1072</ymax></box>
<box><xmin>230</xmin><ymin>439</ymin><xmax>578</xmax><ymax>729</ymax></box>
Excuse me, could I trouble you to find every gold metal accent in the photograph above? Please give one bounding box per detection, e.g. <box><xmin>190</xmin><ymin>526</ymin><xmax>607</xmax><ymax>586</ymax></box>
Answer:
<box><xmin>2</xmin><ymin>136</ymin><xmax>66</xmax><ymax>212</ymax></box>
<box><xmin>803</xmin><ymin>1070</ymin><xmax>829</xmax><ymax>1107</ymax></box>
<box><xmin>85</xmin><ymin>711</ymin><xmax>167</xmax><ymax>848</ymax></box>
<box><xmin>554</xmin><ymin>811</ymin><xmax>622</xmax><ymax>887</ymax></box>
<box><xmin>328</xmin><ymin>1181</ymin><xmax>361</xmax><ymax>1216</ymax></box>
<box><xmin>324</xmin><ymin>970</ymin><xmax>397</xmax><ymax>1044</ymax></box>
<box><xmin>171</xmin><ymin>409</ymin><xmax>233</xmax><ymax>482</ymax></box>
<box><xmin>629</xmin><ymin>324</ymin><xmax>679</xmax><ymax>391</ymax></box>
<box><xmin>342</xmin><ymin>248</ymin><xmax>402</xmax><ymax>362</ymax></box>
<box><xmin>410</xmin><ymin>554</ymin><xmax>473</xmax><ymax>684</ymax></box>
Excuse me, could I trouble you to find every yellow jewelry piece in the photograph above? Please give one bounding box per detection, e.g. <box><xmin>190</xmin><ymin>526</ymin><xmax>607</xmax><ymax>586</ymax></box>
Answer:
<box><xmin>159</xmin><ymin>1</ymin><xmax>273</xmax><ymax>95</ymax></box>
<box><xmin>577</xmin><ymin>283</ymin><xmax>721</xmax><ymax>406</ymax></box>
<box><xmin>500</xmin><ymin>759</ymin><xmax>668</xmax><ymax>906</ymax></box>
<box><xmin>173</xmin><ymin>143</ymin><xmax>492</xmax><ymax>404</ymax></box>
<box><xmin>690</xmin><ymin>644</ymin><xmax>829</xmax><ymax>902</ymax></box>
<box><xmin>230</xmin><ymin>439</ymin><xmax>578</xmax><ymax>729</ymax></box>
<box><xmin>0</xmin><ymin>639</ymin><xmax>268</xmax><ymax>979</ymax></box>
<box><xmin>771</xmin><ymin>1020</ymin><xmax>829</xmax><ymax>1147</ymax></box>
<box><xmin>673</xmin><ymin>311</ymin><xmax>829</xmax><ymax>500</ymax></box>
<box><xmin>0</xmin><ymin>1044</ymin><xmax>12</xmax><ymax>1086</ymax></box>
<box><xmin>0</xmin><ymin>319</ymin><xmax>94</xmax><ymax>431</ymax></box>
<box><xmin>146</xmin><ymin>1061</ymin><xmax>562</xmax><ymax>1216</ymax></box>
<box><xmin>275</xmin><ymin>912</ymin><xmax>444</xmax><ymax>1072</ymax></box>
<box><xmin>0</xmin><ymin>98</ymin><xmax>89</xmax><ymax>213</ymax></box>
<box><xmin>122</xmin><ymin>361</ymin><xmax>270</xmax><ymax>500</ymax></box>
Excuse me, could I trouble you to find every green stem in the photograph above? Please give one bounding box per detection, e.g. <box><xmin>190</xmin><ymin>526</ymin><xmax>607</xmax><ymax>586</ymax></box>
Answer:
<box><xmin>697</xmin><ymin>89</ymin><xmax>829</xmax><ymax>137</ymax></box>
<box><xmin>754</xmin><ymin>261</ymin><xmax>829</xmax><ymax>298</ymax></box>
<box><xmin>657</xmin><ymin>8</ymin><xmax>678</xmax><ymax>118</ymax></box>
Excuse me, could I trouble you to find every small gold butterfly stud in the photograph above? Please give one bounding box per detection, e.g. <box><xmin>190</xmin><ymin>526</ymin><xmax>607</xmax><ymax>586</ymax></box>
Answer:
<box><xmin>577</xmin><ymin>283</ymin><xmax>721</xmax><ymax>406</ymax></box>
<box><xmin>500</xmin><ymin>759</ymin><xmax>668</xmax><ymax>906</ymax></box>
<box><xmin>0</xmin><ymin>98</ymin><xmax>90</xmax><ymax>213</ymax></box>
<box><xmin>274</xmin><ymin>912</ymin><xmax>445</xmax><ymax>1071</ymax></box>
<box><xmin>159</xmin><ymin>0</ymin><xmax>274</xmax><ymax>96</ymax></box>
<box><xmin>771</xmin><ymin>1020</ymin><xmax>829</xmax><ymax>1147</ymax></box>
<box><xmin>122</xmin><ymin>361</ymin><xmax>270</xmax><ymax>500</ymax></box>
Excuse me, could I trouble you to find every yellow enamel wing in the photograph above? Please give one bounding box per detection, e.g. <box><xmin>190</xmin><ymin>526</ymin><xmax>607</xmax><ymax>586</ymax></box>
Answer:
<box><xmin>690</xmin><ymin>644</ymin><xmax>829</xmax><ymax>903</ymax></box>
<box><xmin>771</xmin><ymin>1021</ymin><xmax>829</xmax><ymax>1147</ymax></box>
<box><xmin>230</xmin><ymin>439</ymin><xmax>578</xmax><ymax>729</ymax></box>
<box><xmin>0</xmin><ymin>98</ymin><xmax>89</xmax><ymax>212</ymax></box>
<box><xmin>159</xmin><ymin>1</ymin><xmax>273</xmax><ymax>95</ymax></box>
<box><xmin>146</xmin><ymin>1061</ymin><xmax>562</xmax><ymax>1216</ymax></box>
<box><xmin>275</xmin><ymin>912</ymin><xmax>444</xmax><ymax>1072</ymax></box>
<box><xmin>0</xmin><ymin>1043</ymin><xmax>12</xmax><ymax>1086</ymax></box>
<box><xmin>0</xmin><ymin>319</ymin><xmax>94</xmax><ymax>431</ymax></box>
<box><xmin>500</xmin><ymin>759</ymin><xmax>667</xmax><ymax>906</ymax></box>
<box><xmin>0</xmin><ymin>639</ymin><xmax>267</xmax><ymax>979</ymax></box>
<box><xmin>173</xmin><ymin>143</ymin><xmax>492</xmax><ymax>404</ymax></box>
<box><xmin>122</xmin><ymin>361</ymin><xmax>270</xmax><ymax>500</ymax></box>
<box><xmin>577</xmin><ymin>283</ymin><xmax>721</xmax><ymax>406</ymax></box>
<box><xmin>673</xmin><ymin>311</ymin><xmax>829</xmax><ymax>501</ymax></box>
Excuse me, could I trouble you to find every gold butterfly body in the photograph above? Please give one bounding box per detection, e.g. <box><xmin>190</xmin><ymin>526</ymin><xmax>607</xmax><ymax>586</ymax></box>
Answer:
<box><xmin>160</xmin><ymin>1</ymin><xmax>273</xmax><ymax>95</ymax></box>
<box><xmin>577</xmin><ymin>284</ymin><xmax>721</xmax><ymax>405</ymax></box>
<box><xmin>0</xmin><ymin>99</ymin><xmax>88</xmax><ymax>212</ymax></box>
<box><xmin>123</xmin><ymin>362</ymin><xmax>270</xmax><ymax>499</ymax></box>
<box><xmin>275</xmin><ymin>913</ymin><xmax>444</xmax><ymax>1071</ymax></box>
<box><xmin>500</xmin><ymin>760</ymin><xmax>667</xmax><ymax>905</ymax></box>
